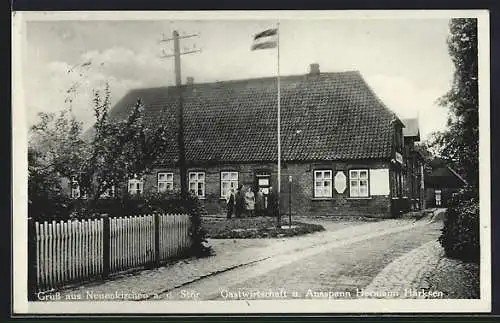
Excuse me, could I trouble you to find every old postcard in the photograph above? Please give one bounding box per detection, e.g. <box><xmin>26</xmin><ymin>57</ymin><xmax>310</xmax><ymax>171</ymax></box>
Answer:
<box><xmin>12</xmin><ymin>10</ymin><xmax>491</xmax><ymax>314</ymax></box>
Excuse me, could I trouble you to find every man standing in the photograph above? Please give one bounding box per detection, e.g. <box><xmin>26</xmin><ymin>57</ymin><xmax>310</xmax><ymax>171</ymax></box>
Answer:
<box><xmin>235</xmin><ymin>184</ymin><xmax>245</xmax><ymax>218</ymax></box>
<box><xmin>267</xmin><ymin>186</ymin><xmax>278</xmax><ymax>219</ymax></box>
<box><xmin>255</xmin><ymin>187</ymin><xmax>264</xmax><ymax>217</ymax></box>
<box><xmin>225</xmin><ymin>188</ymin><xmax>235</xmax><ymax>219</ymax></box>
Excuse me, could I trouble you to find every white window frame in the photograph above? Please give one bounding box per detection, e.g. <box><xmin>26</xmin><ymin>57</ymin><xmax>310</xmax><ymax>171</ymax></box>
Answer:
<box><xmin>189</xmin><ymin>172</ymin><xmax>205</xmax><ymax>198</ymax></box>
<box><xmin>128</xmin><ymin>178</ymin><xmax>144</xmax><ymax>195</ymax></box>
<box><xmin>220</xmin><ymin>171</ymin><xmax>238</xmax><ymax>198</ymax></box>
<box><xmin>314</xmin><ymin>170</ymin><xmax>333</xmax><ymax>198</ymax></box>
<box><xmin>349</xmin><ymin>169</ymin><xmax>370</xmax><ymax>197</ymax></box>
<box><xmin>157</xmin><ymin>172</ymin><xmax>174</xmax><ymax>193</ymax></box>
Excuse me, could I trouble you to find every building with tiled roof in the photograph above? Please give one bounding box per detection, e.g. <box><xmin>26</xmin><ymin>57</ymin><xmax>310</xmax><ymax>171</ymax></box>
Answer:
<box><xmin>106</xmin><ymin>64</ymin><xmax>424</xmax><ymax>218</ymax></box>
<box><xmin>424</xmin><ymin>158</ymin><xmax>467</xmax><ymax>207</ymax></box>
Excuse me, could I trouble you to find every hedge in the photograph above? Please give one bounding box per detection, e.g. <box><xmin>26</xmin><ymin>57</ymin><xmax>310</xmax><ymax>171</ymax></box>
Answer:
<box><xmin>438</xmin><ymin>186</ymin><xmax>479</xmax><ymax>263</ymax></box>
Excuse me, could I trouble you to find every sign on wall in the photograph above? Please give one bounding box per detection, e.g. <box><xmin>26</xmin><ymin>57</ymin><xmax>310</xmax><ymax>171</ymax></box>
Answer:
<box><xmin>334</xmin><ymin>171</ymin><xmax>347</xmax><ymax>194</ymax></box>
<box><xmin>369</xmin><ymin>168</ymin><xmax>390</xmax><ymax>196</ymax></box>
<box><xmin>258</xmin><ymin>178</ymin><xmax>269</xmax><ymax>186</ymax></box>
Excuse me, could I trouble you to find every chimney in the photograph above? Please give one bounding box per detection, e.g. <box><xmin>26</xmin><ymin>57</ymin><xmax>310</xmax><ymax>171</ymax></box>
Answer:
<box><xmin>309</xmin><ymin>63</ymin><xmax>320</xmax><ymax>75</ymax></box>
<box><xmin>186</xmin><ymin>77</ymin><xmax>194</xmax><ymax>85</ymax></box>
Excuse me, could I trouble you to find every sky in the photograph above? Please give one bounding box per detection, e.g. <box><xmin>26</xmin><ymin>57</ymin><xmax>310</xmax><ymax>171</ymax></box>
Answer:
<box><xmin>23</xmin><ymin>15</ymin><xmax>455</xmax><ymax>140</ymax></box>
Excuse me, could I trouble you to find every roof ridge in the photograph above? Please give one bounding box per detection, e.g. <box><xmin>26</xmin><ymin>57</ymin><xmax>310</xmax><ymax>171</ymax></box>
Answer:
<box><xmin>123</xmin><ymin>70</ymin><xmax>362</xmax><ymax>92</ymax></box>
<box><xmin>94</xmin><ymin>69</ymin><xmax>394</xmax><ymax>162</ymax></box>
<box><xmin>446</xmin><ymin>165</ymin><xmax>468</xmax><ymax>185</ymax></box>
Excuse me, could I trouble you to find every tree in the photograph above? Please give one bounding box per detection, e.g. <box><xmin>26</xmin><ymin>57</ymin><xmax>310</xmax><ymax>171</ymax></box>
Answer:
<box><xmin>76</xmin><ymin>83</ymin><xmax>170</xmax><ymax>203</ymax></box>
<box><xmin>28</xmin><ymin>107</ymin><xmax>87</xmax><ymax>198</ymax></box>
<box><xmin>28</xmin><ymin>146</ymin><xmax>63</xmax><ymax>200</ymax></box>
<box><xmin>28</xmin><ymin>107</ymin><xmax>88</xmax><ymax>219</ymax></box>
<box><xmin>29</xmin><ymin>108</ymin><xmax>86</xmax><ymax>178</ymax></box>
<box><xmin>435</xmin><ymin>18</ymin><xmax>478</xmax><ymax>193</ymax></box>
<box><xmin>420</xmin><ymin>131</ymin><xmax>446</xmax><ymax>159</ymax></box>
<box><xmin>28</xmin><ymin>82</ymin><xmax>171</xmax><ymax>218</ymax></box>
<box><xmin>435</xmin><ymin>19</ymin><xmax>480</xmax><ymax>263</ymax></box>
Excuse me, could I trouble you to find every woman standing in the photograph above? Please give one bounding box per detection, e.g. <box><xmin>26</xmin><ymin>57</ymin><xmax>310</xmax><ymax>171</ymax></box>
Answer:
<box><xmin>244</xmin><ymin>186</ymin><xmax>256</xmax><ymax>217</ymax></box>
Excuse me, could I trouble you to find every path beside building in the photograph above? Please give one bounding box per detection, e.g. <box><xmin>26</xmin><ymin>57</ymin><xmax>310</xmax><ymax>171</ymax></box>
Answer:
<box><xmin>362</xmin><ymin>241</ymin><xmax>479</xmax><ymax>299</ymax></box>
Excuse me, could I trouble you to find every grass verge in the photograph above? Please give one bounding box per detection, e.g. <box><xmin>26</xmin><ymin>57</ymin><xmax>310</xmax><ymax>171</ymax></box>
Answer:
<box><xmin>204</xmin><ymin>216</ymin><xmax>325</xmax><ymax>239</ymax></box>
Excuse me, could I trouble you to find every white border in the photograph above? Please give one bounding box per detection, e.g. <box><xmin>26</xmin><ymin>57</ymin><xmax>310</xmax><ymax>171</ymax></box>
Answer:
<box><xmin>12</xmin><ymin>10</ymin><xmax>491</xmax><ymax>314</ymax></box>
<box><xmin>477</xmin><ymin>10</ymin><xmax>491</xmax><ymax>310</ymax></box>
<box><xmin>13</xmin><ymin>10</ymin><xmax>490</xmax><ymax>20</ymax></box>
<box><xmin>12</xmin><ymin>10</ymin><xmax>29</xmax><ymax>314</ymax></box>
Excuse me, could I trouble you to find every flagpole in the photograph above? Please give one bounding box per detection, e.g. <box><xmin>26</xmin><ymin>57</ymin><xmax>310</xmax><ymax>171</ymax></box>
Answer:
<box><xmin>277</xmin><ymin>21</ymin><xmax>281</xmax><ymax>228</ymax></box>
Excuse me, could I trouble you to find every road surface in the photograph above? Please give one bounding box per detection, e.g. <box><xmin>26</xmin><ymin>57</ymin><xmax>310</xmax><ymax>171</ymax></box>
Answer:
<box><xmin>160</xmin><ymin>218</ymin><xmax>443</xmax><ymax>301</ymax></box>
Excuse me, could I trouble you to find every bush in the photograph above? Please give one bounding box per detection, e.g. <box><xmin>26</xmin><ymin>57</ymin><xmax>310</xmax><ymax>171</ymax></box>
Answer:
<box><xmin>29</xmin><ymin>194</ymin><xmax>81</xmax><ymax>221</ymax></box>
<box><xmin>438</xmin><ymin>186</ymin><xmax>479</xmax><ymax>263</ymax></box>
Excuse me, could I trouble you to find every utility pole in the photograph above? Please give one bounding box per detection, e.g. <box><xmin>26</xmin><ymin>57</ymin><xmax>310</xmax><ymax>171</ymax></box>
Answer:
<box><xmin>160</xmin><ymin>30</ymin><xmax>201</xmax><ymax>198</ymax></box>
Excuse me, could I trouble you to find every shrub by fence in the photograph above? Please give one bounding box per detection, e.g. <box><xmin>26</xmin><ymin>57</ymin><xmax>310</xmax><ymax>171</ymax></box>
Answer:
<box><xmin>28</xmin><ymin>213</ymin><xmax>191</xmax><ymax>300</ymax></box>
<box><xmin>438</xmin><ymin>186</ymin><xmax>479</xmax><ymax>263</ymax></box>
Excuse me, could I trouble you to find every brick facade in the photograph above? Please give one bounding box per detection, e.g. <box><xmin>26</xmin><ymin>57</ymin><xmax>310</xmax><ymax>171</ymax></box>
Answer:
<box><xmin>142</xmin><ymin>159</ymin><xmax>396</xmax><ymax>218</ymax></box>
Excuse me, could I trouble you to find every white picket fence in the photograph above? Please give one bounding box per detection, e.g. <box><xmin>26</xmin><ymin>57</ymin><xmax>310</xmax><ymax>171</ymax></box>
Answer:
<box><xmin>158</xmin><ymin>214</ymin><xmax>192</xmax><ymax>262</ymax></box>
<box><xmin>34</xmin><ymin>218</ymin><xmax>104</xmax><ymax>291</ymax></box>
<box><xmin>109</xmin><ymin>215</ymin><xmax>155</xmax><ymax>273</ymax></box>
<box><xmin>30</xmin><ymin>213</ymin><xmax>192</xmax><ymax>294</ymax></box>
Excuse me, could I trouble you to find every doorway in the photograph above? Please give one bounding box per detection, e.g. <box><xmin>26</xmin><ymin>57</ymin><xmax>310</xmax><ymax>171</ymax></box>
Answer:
<box><xmin>435</xmin><ymin>189</ymin><xmax>442</xmax><ymax>207</ymax></box>
<box><xmin>255</xmin><ymin>171</ymin><xmax>271</xmax><ymax>209</ymax></box>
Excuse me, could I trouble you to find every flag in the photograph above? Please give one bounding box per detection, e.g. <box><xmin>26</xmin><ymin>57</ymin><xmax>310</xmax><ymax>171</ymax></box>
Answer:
<box><xmin>251</xmin><ymin>28</ymin><xmax>278</xmax><ymax>50</ymax></box>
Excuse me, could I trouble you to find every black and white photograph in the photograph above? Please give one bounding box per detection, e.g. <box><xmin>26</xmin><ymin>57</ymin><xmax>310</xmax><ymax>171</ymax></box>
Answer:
<box><xmin>12</xmin><ymin>10</ymin><xmax>490</xmax><ymax>314</ymax></box>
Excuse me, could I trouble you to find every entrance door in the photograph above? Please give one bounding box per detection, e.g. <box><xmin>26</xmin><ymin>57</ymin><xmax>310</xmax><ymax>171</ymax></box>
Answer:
<box><xmin>255</xmin><ymin>171</ymin><xmax>271</xmax><ymax>209</ymax></box>
<box><xmin>435</xmin><ymin>189</ymin><xmax>442</xmax><ymax>207</ymax></box>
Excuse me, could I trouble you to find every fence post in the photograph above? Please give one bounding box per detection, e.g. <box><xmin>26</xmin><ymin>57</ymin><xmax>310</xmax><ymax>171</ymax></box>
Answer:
<box><xmin>27</xmin><ymin>218</ymin><xmax>37</xmax><ymax>301</ymax></box>
<box><xmin>102</xmin><ymin>214</ymin><xmax>110</xmax><ymax>278</ymax></box>
<box><xmin>154</xmin><ymin>213</ymin><xmax>160</xmax><ymax>267</ymax></box>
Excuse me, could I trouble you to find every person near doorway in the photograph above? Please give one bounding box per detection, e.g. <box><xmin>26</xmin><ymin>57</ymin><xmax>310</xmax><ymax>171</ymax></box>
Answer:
<box><xmin>255</xmin><ymin>187</ymin><xmax>264</xmax><ymax>217</ymax></box>
<box><xmin>235</xmin><ymin>184</ymin><xmax>245</xmax><ymax>218</ymax></box>
<box><xmin>225</xmin><ymin>188</ymin><xmax>235</xmax><ymax>219</ymax></box>
<box><xmin>244</xmin><ymin>186</ymin><xmax>255</xmax><ymax>217</ymax></box>
<box><xmin>268</xmin><ymin>186</ymin><xmax>278</xmax><ymax>219</ymax></box>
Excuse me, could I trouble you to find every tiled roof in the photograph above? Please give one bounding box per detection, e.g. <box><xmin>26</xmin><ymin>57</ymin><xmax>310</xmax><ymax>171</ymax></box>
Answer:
<box><xmin>402</xmin><ymin>118</ymin><xmax>420</xmax><ymax>139</ymax></box>
<box><xmin>425</xmin><ymin>158</ymin><xmax>468</xmax><ymax>187</ymax></box>
<box><xmin>427</xmin><ymin>158</ymin><xmax>468</xmax><ymax>185</ymax></box>
<box><xmin>105</xmin><ymin>71</ymin><xmax>397</xmax><ymax>163</ymax></box>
